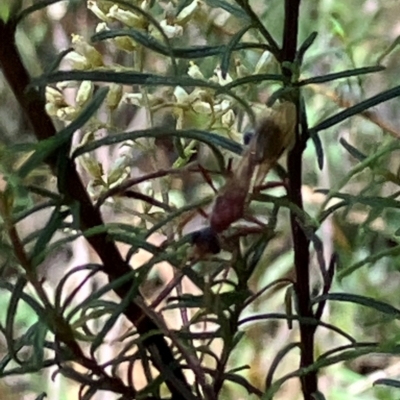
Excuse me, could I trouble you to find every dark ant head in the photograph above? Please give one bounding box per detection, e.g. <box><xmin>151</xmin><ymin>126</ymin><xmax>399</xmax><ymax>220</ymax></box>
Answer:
<box><xmin>191</xmin><ymin>227</ymin><xmax>221</xmax><ymax>255</ymax></box>
<box><xmin>243</xmin><ymin>129</ymin><xmax>255</xmax><ymax>146</ymax></box>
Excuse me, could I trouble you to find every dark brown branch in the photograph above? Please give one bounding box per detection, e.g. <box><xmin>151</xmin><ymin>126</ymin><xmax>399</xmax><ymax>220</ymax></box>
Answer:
<box><xmin>0</xmin><ymin>18</ymin><xmax>191</xmax><ymax>399</ymax></box>
<box><xmin>281</xmin><ymin>0</ymin><xmax>318</xmax><ymax>399</ymax></box>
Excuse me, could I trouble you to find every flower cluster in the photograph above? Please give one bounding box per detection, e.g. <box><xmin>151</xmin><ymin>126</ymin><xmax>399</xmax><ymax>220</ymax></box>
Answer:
<box><xmin>44</xmin><ymin>0</ymin><xmax>277</xmax><ymax>202</ymax></box>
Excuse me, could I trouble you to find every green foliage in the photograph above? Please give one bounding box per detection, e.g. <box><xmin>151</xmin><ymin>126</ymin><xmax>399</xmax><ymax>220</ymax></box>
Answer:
<box><xmin>1</xmin><ymin>1</ymin><xmax>400</xmax><ymax>399</ymax></box>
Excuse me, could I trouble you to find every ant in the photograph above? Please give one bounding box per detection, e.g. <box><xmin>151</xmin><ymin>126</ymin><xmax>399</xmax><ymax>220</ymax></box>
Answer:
<box><xmin>191</xmin><ymin>101</ymin><xmax>297</xmax><ymax>256</ymax></box>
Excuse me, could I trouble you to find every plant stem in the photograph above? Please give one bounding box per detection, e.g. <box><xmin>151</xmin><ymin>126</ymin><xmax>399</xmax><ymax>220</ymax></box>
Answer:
<box><xmin>281</xmin><ymin>0</ymin><xmax>318</xmax><ymax>398</ymax></box>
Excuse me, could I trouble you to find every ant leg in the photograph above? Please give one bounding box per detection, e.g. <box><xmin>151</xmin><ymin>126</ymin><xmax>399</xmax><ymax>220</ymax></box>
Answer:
<box><xmin>197</xmin><ymin>163</ymin><xmax>219</xmax><ymax>194</ymax></box>
<box><xmin>243</xmin><ymin>213</ymin><xmax>267</xmax><ymax>229</ymax></box>
<box><xmin>254</xmin><ymin>180</ymin><xmax>286</xmax><ymax>192</ymax></box>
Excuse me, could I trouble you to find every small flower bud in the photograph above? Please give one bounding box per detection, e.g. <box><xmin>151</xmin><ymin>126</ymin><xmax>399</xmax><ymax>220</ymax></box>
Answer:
<box><xmin>123</xmin><ymin>92</ymin><xmax>143</xmax><ymax>106</ymax></box>
<box><xmin>114</xmin><ymin>36</ymin><xmax>137</xmax><ymax>52</ymax></box>
<box><xmin>76</xmin><ymin>80</ymin><xmax>94</xmax><ymax>107</ymax></box>
<box><xmin>174</xmin><ymin>86</ymin><xmax>190</xmax><ymax>104</ymax></box>
<box><xmin>45</xmin><ymin>102</ymin><xmax>59</xmax><ymax>116</ymax></box>
<box><xmin>95</xmin><ymin>22</ymin><xmax>108</xmax><ymax>33</ymax></box>
<box><xmin>221</xmin><ymin>109</ymin><xmax>235</xmax><ymax>127</ymax></box>
<box><xmin>187</xmin><ymin>61</ymin><xmax>205</xmax><ymax>80</ymax></box>
<box><xmin>107</xmin><ymin>4</ymin><xmax>143</xmax><ymax>28</ymax></box>
<box><xmin>192</xmin><ymin>100</ymin><xmax>212</xmax><ymax>114</ymax></box>
<box><xmin>106</xmin><ymin>83</ymin><xmax>123</xmax><ymax>110</ymax></box>
<box><xmin>45</xmin><ymin>87</ymin><xmax>67</xmax><ymax>107</ymax></box>
<box><xmin>175</xmin><ymin>0</ymin><xmax>200</xmax><ymax>25</ymax></box>
<box><xmin>254</xmin><ymin>50</ymin><xmax>273</xmax><ymax>74</ymax></box>
<box><xmin>213</xmin><ymin>66</ymin><xmax>232</xmax><ymax>85</ymax></box>
<box><xmin>159</xmin><ymin>19</ymin><xmax>183</xmax><ymax>38</ymax></box>
<box><xmin>108</xmin><ymin>156</ymin><xmax>130</xmax><ymax>186</ymax></box>
<box><xmin>71</xmin><ymin>34</ymin><xmax>103</xmax><ymax>68</ymax></box>
<box><xmin>82</xmin><ymin>155</ymin><xmax>104</xmax><ymax>179</ymax></box>
<box><xmin>235</xmin><ymin>58</ymin><xmax>249</xmax><ymax>78</ymax></box>
<box><xmin>214</xmin><ymin>99</ymin><xmax>230</xmax><ymax>113</ymax></box>
<box><xmin>64</xmin><ymin>51</ymin><xmax>90</xmax><ymax>70</ymax></box>
<box><xmin>87</xmin><ymin>0</ymin><xmax>110</xmax><ymax>22</ymax></box>
<box><xmin>56</xmin><ymin>106</ymin><xmax>77</xmax><ymax>121</ymax></box>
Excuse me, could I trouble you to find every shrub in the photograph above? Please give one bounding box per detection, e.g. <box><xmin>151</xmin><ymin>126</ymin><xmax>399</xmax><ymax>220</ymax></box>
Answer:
<box><xmin>1</xmin><ymin>1</ymin><xmax>400</xmax><ymax>399</ymax></box>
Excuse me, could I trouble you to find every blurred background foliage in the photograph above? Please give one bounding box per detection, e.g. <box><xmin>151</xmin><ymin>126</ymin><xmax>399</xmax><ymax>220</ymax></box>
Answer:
<box><xmin>1</xmin><ymin>0</ymin><xmax>400</xmax><ymax>399</ymax></box>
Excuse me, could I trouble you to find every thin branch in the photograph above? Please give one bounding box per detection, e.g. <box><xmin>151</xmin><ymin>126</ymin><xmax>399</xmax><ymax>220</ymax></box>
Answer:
<box><xmin>281</xmin><ymin>0</ymin><xmax>319</xmax><ymax>398</ymax></box>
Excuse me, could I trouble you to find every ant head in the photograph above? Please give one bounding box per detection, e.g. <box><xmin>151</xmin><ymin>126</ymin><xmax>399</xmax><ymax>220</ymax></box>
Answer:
<box><xmin>243</xmin><ymin>129</ymin><xmax>255</xmax><ymax>146</ymax></box>
<box><xmin>191</xmin><ymin>227</ymin><xmax>221</xmax><ymax>255</ymax></box>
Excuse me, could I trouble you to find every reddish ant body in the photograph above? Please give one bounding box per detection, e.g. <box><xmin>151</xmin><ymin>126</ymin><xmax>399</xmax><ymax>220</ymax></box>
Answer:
<box><xmin>191</xmin><ymin>101</ymin><xmax>297</xmax><ymax>256</ymax></box>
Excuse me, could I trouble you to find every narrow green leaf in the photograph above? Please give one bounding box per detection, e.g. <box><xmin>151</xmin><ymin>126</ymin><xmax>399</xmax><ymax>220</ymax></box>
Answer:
<box><xmin>251</xmin><ymin>193</ymin><xmax>319</xmax><ymax>229</ymax></box>
<box><xmin>56</xmin><ymin>86</ymin><xmax>109</xmax><ymax>144</ymax></box>
<box><xmin>72</xmin><ymin>127</ymin><xmax>242</xmax><ymax>159</ymax></box>
<box><xmin>109</xmin><ymin>232</ymin><xmax>161</xmax><ymax>254</ymax></box>
<box><xmin>232</xmin><ymin>331</ymin><xmax>245</xmax><ymax>349</ymax></box>
<box><xmin>31</xmin><ymin>206</ymin><xmax>69</xmax><ymax>267</ymax></box>
<box><xmin>0</xmin><ymin>323</ymin><xmax>36</xmax><ymax>373</ymax></box>
<box><xmin>328</xmin><ymin>192</ymin><xmax>400</xmax><ymax>208</ymax></box>
<box><xmin>221</xmin><ymin>24</ymin><xmax>253</xmax><ymax>78</ymax></box>
<box><xmin>0</xmin><ymin>281</ymin><xmax>47</xmax><ymax>318</ymax></box>
<box><xmin>5</xmin><ymin>277</ymin><xmax>27</xmax><ymax>363</ymax></box>
<box><xmin>165</xmin><ymin>294</ymin><xmax>207</xmax><ymax>310</ymax></box>
<box><xmin>337</xmin><ymin>244</ymin><xmax>400</xmax><ymax>280</ymax></box>
<box><xmin>204</xmin><ymin>0</ymin><xmax>247</xmax><ymax>19</ymax></box>
<box><xmin>173</xmin><ymin>136</ymin><xmax>186</xmax><ymax>159</ymax></box>
<box><xmin>92</xmin><ymin>29</ymin><xmax>170</xmax><ymax>57</ymax></box>
<box><xmin>55</xmin><ymin>264</ymin><xmax>102</xmax><ymax>313</ymax></box>
<box><xmin>376</xmin><ymin>35</ymin><xmax>400</xmax><ymax>65</ymax></box>
<box><xmin>45</xmin><ymin>48</ymin><xmax>73</xmax><ymax>75</ymax></box>
<box><xmin>12</xmin><ymin>200</ymin><xmax>56</xmax><ymax>224</ymax></box>
<box><xmin>32</xmin><ymin>321</ymin><xmax>48</xmax><ymax>366</ymax></box>
<box><xmin>36</xmin><ymin>69</ymin><xmax>220</xmax><ymax>89</ymax></box>
<box><xmin>169</xmin><ymin>42</ymin><xmax>270</xmax><ymax>58</ymax></box>
<box><xmin>296</xmin><ymin>31</ymin><xmax>318</xmax><ymax>63</ymax></box>
<box><xmin>239</xmin><ymin>313</ymin><xmax>355</xmax><ymax>343</ymax></box>
<box><xmin>312</xmin><ymin>293</ymin><xmax>400</xmax><ymax>318</ymax></box>
<box><xmin>310</xmin><ymin>130</ymin><xmax>324</xmax><ymax>169</ymax></box>
<box><xmin>318</xmin><ymin>342</ymin><xmax>379</xmax><ymax>360</ymax></box>
<box><xmin>246</xmin><ymin>230</ymin><xmax>275</xmax><ymax>274</ymax></box>
<box><xmin>223</xmin><ymin>372</ymin><xmax>263</xmax><ymax>396</ymax></box>
<box><xmin>65</xmin><ymin>269</ymin><xmax>138</xmax><ymax>321</ymax></box>
<box><xmin>374</xmin><ymin>378</ymin><xmax>400</xmax><ymax>389</ymax></box>
<box><xmin>265</xmin><ymin>342</ymin><xmax>300</xmax><ymax>388</ymax></box>
<box><xmin>310</xmin><ymin>85</ymin><xmax>400</xmax><ymax>134</ymax></box>
<box><xmin>263</xmin><ymin>346</ymin><xmax>381</xmax><ymax>399</ymax></box>
<box><xmin>90</xmin><ymin>271</ymin><xmax>141</xmax><ymax>353</ymax></box>
<box><xmin>317</xmin><ymin>199</ymin><xmax>339</xmax><ymax>221</ymax></box>
<box><xmin>37</xmin><ymin>69</ymin><xmax>282</xmax><ymax>90</ymax></box>
<box><xmin>224</xmin><ymin>73</ymin><xmax>284</xmax><ymax>89</ymax></box>
<box><xmin>298</xmin><ymin>65</ymin><xmax>384</xmax><ymax>86</ymax></box>
<box><xmin>339</xmin><ymin>137</ymin><xmax>367</xmax><ymax>160</ymax></box>
<box><xmin>26</xmin><ymin>185</ymin><xmax>60</xmax><ymax>200</ymax></box>
<box><xmin>17</xmin><ymin>136</ymin><xmax>64</xmax><ymax>179</ymax></box>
